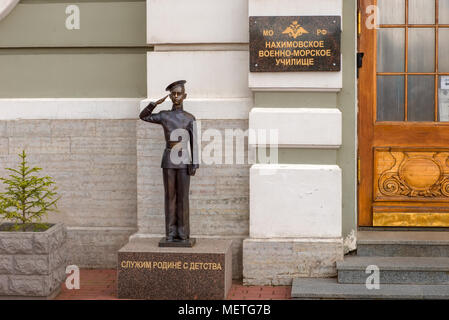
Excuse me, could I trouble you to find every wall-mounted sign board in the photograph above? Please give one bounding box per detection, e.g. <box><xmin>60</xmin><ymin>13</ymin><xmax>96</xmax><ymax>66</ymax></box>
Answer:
<box><xmin>249</xmin><ymin>16</ymin><xmax>341</xmax><ymax>72</ymax></box>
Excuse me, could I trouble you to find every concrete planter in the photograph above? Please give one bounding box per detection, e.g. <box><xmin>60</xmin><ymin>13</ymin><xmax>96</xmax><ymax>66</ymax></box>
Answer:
<box><xmin>0</xmin><ymin>223</ymin><xmax>67</xmax><ymax>299</ymax></box>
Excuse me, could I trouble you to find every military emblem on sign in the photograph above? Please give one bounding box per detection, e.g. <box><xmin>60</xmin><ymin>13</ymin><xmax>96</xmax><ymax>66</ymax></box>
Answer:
<box><xmin>282</xmin><ymin>21</ymin><xmax>309</xmax><ymax>39</ymax></box>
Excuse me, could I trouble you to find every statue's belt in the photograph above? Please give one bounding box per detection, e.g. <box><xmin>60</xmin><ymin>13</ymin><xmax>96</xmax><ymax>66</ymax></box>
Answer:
<box><xmin>166</xmin><ymin>141</ymin><xmax>184</xmax><ymax>150</ymax></box>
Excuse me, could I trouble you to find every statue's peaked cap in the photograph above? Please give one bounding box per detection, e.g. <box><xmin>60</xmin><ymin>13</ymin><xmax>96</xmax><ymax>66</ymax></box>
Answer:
<box><xmin>165</xmin><ymin>80</ymin><xmax>187</xmax><ymax>92</ymax></box>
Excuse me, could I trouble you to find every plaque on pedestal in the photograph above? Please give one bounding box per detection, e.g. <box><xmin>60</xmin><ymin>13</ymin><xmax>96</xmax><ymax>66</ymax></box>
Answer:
<box><xmin>117</xmin><ymin>238</ymin><xmax>232</xmax><ymax>300</ymax></box>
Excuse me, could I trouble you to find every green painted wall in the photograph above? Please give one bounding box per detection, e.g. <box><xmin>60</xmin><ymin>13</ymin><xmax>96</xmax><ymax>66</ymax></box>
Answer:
<box><xmin>0</xmin><ymin>48</ymin><xmax>147</xmax><ymax>98</ymax></box>
<box><xmin>0</xmin><ymin>1</ymin><xmax>146</xmax><ymax>47</ymax></box>
<box><xmin>0</xmin><ymin>0</ymin><xmax>148</xmax><ymax>98</ymax></box>
<box><xmin>255</xmin><ymin>92</ymin><xmax>338</xmax><ymax>109</ymax></box>
<box><xmin>257</xmin><ymin>148</ymin><xmax>338</xmax><ymax>165</ymax></box>
<box><xmin>254</xmin><ymin>0</ymin><xmax>358</xmax><ymax>241</ymax></box>
<box><xmin>338</xmin><ymin>0</ymin><xmax>358</xmax><ymax>239</ymax></box>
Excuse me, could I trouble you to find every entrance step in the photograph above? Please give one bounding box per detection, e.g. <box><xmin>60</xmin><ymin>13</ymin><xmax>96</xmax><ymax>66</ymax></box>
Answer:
<box><xmin>357</xmin><ymin>231</ymin><xmax>449</xmax><ymax>257</ymax></box>
<box><xmin>291</xmin><ymin>277</ymin><xmax>449</xmax><ymax>300</ymax></box>
<box><xmin>337</xmin><ymin>256</ymin><xmax>449</xmax><ymax>285</ymax></box>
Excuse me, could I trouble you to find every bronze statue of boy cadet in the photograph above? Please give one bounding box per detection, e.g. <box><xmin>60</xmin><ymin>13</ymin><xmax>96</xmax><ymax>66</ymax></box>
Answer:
<box><xmin>139</xmin><ymin>80</ymin><xmax>199</xmax><ymax>247</ymax></box>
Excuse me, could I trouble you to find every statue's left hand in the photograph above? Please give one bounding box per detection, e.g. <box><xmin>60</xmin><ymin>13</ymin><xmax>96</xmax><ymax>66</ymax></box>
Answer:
<box><xmin>188</xmin><ymin>165</ymin><xmax>196</xmax><ymax>176</ymax></box>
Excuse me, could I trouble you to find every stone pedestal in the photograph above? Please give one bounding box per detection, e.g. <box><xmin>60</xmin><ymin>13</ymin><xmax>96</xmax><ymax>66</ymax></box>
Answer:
<box><xmin>117</xmin><ymin>238</ymin><xmax>232</xmax><ymax>300</ymax></box>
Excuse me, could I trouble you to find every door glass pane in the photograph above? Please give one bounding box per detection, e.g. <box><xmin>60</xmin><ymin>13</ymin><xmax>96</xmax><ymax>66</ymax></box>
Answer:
<box><xmin>409</xmin><ymin>0</ymin><xmax>435</xmax><ymax>24</ymax></box>
<box><xmin>439</xmin><ymin>76</ymin><xmax>449</xmax><ymax>121</ymax></box>
<box><xmin>408</xmin><ymin>76</ymin><xmax>435</xmax><ymax>121</ymax></box>
<box><xmin>377</xmin><ymin>28</ymin><xmax>405</xmax><ymax>72</ymax></box>
<box><xmin>440</xmin><ymin>0</ymin><xmax>449</xmax><ymax>24</ymax></box>
<box><xmin>408</xmin><ymin>28</ymin><xmax>435</xmax><ymax>72</ymax></box>
<box><xmin>378</xmin><ymin>0</ymin><xmax>405</xmax><ymax>24</ymax></box>
<box><xmin>439</xmin><ymin>28</ymin><xmax>449</xmax><ymax>72</ymax></box>
<box><xmin>377</xmin><ymin>76</ymin><xmax>405</xmax><ymax>121</ymax></box>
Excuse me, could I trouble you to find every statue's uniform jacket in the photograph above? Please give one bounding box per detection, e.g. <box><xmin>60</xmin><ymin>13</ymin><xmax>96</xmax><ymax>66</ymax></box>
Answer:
<box><xmin>139</xmin><ymin>102</ymin><xmax>199</xmax><ymax>240</ymax></box>
<box><xmin>140</xmin><ymin>102</ymin><xmax>199</xmax><ymax>169</ymax></box>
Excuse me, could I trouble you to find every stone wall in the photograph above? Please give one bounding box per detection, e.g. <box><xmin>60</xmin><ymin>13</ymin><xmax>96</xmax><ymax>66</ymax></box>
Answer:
<box><xmin>0</xmin><ymin>120</ymin><xmax>137</xmax><ymax>268</ymax></box>
<box><xmin>243</xmin><ymin>238</ymin><xmax>344</xmax><ymax>286</ymax></box>
<box><xmin>0</xmin><ymin>118</ymin><xmax>251</xmax><ymax>275</ymax></box>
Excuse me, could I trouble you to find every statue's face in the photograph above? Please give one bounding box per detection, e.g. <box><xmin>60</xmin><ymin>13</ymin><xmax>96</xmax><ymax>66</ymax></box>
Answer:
<box><xmin>169</xmin><ymin>86</ymin><xmax>187</xmax><ymax>105</ymax></box>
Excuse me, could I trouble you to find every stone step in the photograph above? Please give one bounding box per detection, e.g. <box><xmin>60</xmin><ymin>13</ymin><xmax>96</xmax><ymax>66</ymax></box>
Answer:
<box><xmin>337</xmin><ymin>256</ymin><xmax>449</xmax><ymax>285</ymax></box>
<box><xmin>357</xmin><ymin>231</ymin><xmax>449</xmax><ymax>257</ymax></box>
<box><xmin>291</xmin><ymin>277</ymin><xmax>449</xmax><ymax>300</ymax></box>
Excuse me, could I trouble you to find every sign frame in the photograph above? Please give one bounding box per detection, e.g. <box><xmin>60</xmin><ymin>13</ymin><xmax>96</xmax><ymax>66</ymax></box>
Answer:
<box><xmin>249</xmin><ymin>16</ymin><xmax>341</xmax><ymax>72</ymax></box>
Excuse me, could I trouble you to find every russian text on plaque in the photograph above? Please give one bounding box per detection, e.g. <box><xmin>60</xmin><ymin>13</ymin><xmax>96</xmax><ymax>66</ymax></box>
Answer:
<box><xmin>250</xmin><ymin>16</ymin><xmax>341</xmax><ymax>72</ymax></box>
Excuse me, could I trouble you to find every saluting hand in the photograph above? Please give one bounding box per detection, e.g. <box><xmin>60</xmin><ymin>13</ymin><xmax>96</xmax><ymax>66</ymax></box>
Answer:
<box><xmin>155</xmin><ymin>95</ymin><xmax>169</xmax><ymax>106</ymax></box>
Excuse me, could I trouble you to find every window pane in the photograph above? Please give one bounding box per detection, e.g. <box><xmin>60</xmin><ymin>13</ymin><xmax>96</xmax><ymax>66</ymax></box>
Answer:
<box><xmin>377</xmin><ymin>28</ymin><xmax>405</xmax><ymax>72</ymax></box>
<box><xmin>409</xmin><ymin>0</ymin><xmax>435</xmax><ymax>24</ymax></box>
<box><xmin>378</xmin><ymin>0</ymin><xmax>405</xmax><ymax>24</ymax></box>
<box><xmin>408</xmin><ymin>76</ymin><xmax>435</xmax><ymax>121</ymax></box>
<box><xmin>377</xmin><ymin>76</ymin><xmax>405</xmax><ymax>121</ymax></box>
<box><xmin>439</xmin><ymin>28</ymin><xmax>449</xmax><ymax>72</ymax></box>
<box><xmin>440</xmin><ymin>0</ymin><xmax>449</xmax><ymax>24</ymax></box>
<box><xmin>408</xmin><ymin>28</ymin><xmax>435</xmax><ymax>72</ymax></box>
<box><xmin>439</xmin><ymin>76</ymin><xmax>449</xmax><ymax>121</ymax></box>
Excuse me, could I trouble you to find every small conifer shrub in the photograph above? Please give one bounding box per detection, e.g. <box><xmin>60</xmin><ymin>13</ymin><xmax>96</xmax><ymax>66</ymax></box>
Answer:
<box><xmin>0</xmin><ymin>150</ymin><xmax>60</xmax><ymax>232</ymax></box>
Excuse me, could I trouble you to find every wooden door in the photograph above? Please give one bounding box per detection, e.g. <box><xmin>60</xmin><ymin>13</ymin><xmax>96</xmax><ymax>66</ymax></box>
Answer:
<box><xmin>358</xmin><ymin>0</ymin><xmax>449</xmax><ymax>226</ymax></box>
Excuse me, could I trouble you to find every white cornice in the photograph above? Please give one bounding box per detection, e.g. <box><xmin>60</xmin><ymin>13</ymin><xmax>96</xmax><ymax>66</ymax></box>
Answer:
<box><xmin>0</xmin><ymin>0</ymin><xmax>20</xmax><ymax>22</ymax></box>
<box><xmin>0</xmin><ymin>98</ymin><xmax>142</xmax><ymax>120</ymax></box>
<box><xmin>0</xmin><ymin>98</ymin><xmax>252</xmax><ymax>120</ymax></box>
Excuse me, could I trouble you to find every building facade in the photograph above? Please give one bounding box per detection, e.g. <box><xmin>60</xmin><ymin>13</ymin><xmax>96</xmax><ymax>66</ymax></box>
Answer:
<box><xmin>1</xmin><ymin>0</ymin><xmax>445</xmax><ymax>287</ymax></box>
